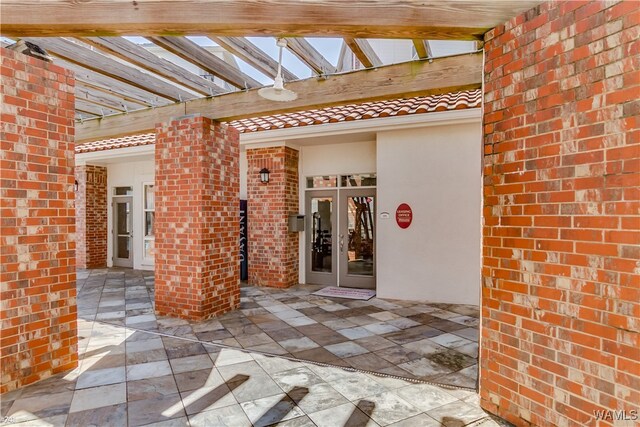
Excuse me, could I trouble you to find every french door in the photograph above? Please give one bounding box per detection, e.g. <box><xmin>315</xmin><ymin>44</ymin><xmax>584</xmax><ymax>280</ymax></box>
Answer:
<box><xmin>339</xmin><ymin>189</ymin><xmax>375</xmax><ymax>289</ymax></box>
<box><xmin>305</xmin><ymin>189</ymin><xmax>376</xmax><ymax>289</ymax></box>
<box><xmin>113</xmin><ymin>196</ymin><xmax>133</xmax><ymax>268</ymax></box>
<box><xmin>306</xmin><ymin>190</ymin><xmax>337</xmax><ymax>286</ymax></box>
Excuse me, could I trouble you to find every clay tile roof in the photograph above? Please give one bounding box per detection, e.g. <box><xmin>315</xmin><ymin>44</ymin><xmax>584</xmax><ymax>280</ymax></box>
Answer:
<box><xmin>76</xmin><ymin>133</ymin><xmax>156</xmax><ymax>154</ymax></box>
<box><xmin>76</xmin><ymin>89</ymin><xmax>481</xmax><ymax>154</ymax></box>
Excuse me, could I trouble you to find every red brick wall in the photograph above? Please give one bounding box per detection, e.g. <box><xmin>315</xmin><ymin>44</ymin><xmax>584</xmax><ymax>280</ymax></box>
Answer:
<box><xmin>154</xmin><ymin>116</ymin><xmax>240</xmax><ymax>320</ymax></box>
<box><xmin>75</xmin><ymin>164</ymin><xmax>107</xmax><ymax>269</ymax></box>
<box><xmin>481</xmin><ymin>2</ymin><xmax>639</xmax><ymax>426</ymax></box>
<box><xmin>246</xmin><ymin>146</ymin><xmax>299</xmax><ymax>288</ymax></box>
<box><xmin>0</xmin><ymin>47</ymin><xmax>77</xmax><ymax>393</ymax></box>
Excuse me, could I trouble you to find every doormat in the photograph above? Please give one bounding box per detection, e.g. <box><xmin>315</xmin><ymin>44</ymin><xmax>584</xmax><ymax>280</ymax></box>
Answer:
<box><xmin>312</xmin><ymin>286</ymin><xmax>376</xmax><ymax>300</ymax></box>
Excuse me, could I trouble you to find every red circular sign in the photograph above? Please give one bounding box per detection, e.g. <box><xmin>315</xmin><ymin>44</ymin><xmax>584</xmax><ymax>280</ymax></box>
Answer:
<box><xmin>396</xmin><ymin>203</ymin><xmax>413</xmax><ymax>229</ymax></box>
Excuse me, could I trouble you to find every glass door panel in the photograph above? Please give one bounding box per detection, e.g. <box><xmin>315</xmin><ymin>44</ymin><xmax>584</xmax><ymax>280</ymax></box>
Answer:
<box><xmin>345</xmin><ymin>196</ymin><xmax>375</xmax><ymax>276</ymax></box>
<box><xmin>339</xmin><ymin>189</ymin><xmax>376</xmax><ymax>289</ymax></box>
<box><xmin>305</xmin><ymin>190</ymin><xmax>337</xmax><ymax>285</ymax></box>
<box><xmin>113</xmin><ymin>196</ymin><xmax>133</xmax><ymax>267</ymax></box>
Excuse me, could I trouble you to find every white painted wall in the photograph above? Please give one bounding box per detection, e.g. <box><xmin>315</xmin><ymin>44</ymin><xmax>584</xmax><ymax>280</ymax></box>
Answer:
<box><xmin>106</xmin><ymin>158</ymin><xmax>155</xmax><ymax>270</ymax></box>
<box><xmin>376</xmin><ymin>123</ymin><xmax>481</xmax><ymax>305</ymax></box>
<box><xmin>300</xmin><ymin>140</ymin><xmax>376</xmax><ymax>177</ymax></box>
<box><xmin>368</xmin><ymin>39</ymin><xmax>414</xmax><ymax>64</ymax></box>
<box><xmin>297</xmin><ymin>140</ymin><xmax>377</xmax><ymax>283</ymax></box>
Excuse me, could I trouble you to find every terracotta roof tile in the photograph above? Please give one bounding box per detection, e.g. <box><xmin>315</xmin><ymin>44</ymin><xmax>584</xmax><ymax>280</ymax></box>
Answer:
<box><xmin>76</xmin><ymin>133</ymin><xmax>156</xmax><ymax>154</ymax></box>
<box><xmin>76</xmin><ymin>89</ymin><xmax>481</xmax><ymax>154</ymax></box>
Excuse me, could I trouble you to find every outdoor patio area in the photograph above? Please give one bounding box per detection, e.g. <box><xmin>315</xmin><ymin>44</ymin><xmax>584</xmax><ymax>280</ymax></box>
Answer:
<box><xmin>84</xmin><ymin>269</ymin><xmax>479</xmax><ymax>388</ymax></box>
<box><xmin>1</xmin><ymin>269</ymin><xmax>495</xmax><ymax>426</ymax></box>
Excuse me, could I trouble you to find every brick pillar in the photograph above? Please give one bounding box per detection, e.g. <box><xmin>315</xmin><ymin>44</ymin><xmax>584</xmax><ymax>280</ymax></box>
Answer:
<box><xmin>75</xmin><ymin>164</ymin><xmax>107</xmax><ymax>269</ymax></box>
<box><xmin>0</xmin><ymin>47</ymin><xmax>77</xmax><ymax>393</ymax></box>
<box><xmin>246</xmin><ymin>146</ymin><xmax>299</xmax><ymax>288</ymax></box>
<box><xmin>154</xmin><ymin>116</ymin><xmax>240</xmax><ymax>320</ymax></box>
<box><xmin>481</xmin><ymin>2</ymin><xmax>639</xmax><ymax>426</ymax></box>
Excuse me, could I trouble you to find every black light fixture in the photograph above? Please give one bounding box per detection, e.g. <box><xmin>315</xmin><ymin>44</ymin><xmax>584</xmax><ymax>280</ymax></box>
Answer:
<box><xmin>74</xmin><ymin>179</ymin><xmax>79</xmax><ymax>192</ymax></box>
<box><xmin>259</xmin><ymin>168</ymin><xmax>270</xmax><ymax>184</ymax></box>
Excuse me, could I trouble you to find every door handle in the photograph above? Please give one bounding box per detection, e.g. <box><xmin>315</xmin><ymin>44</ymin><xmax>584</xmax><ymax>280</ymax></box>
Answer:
<box><xmin>340</xmin><ymin>234</ymin><xmax>344</xmax><ymax>253</ymax></box>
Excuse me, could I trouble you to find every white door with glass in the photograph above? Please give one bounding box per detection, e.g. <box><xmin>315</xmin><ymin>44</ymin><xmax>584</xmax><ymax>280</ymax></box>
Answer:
<box><xmin>113</xmin><ymin>195</ymin><xmax>133</xmax><ymax>268</ymax></box>
<box><xmin>339</xmin><ymin>188</ymin><xmax>375</xmax><ymax>289</ymax></box>
<box><xmin>306</xmin><ymin>190</ymin><xmax>337</xmax><ymax>286</ymax></box>
<box><xmin>305</xmin><ymin>174</ymin><xmax>376</xmax><ymax>289</ymax></box>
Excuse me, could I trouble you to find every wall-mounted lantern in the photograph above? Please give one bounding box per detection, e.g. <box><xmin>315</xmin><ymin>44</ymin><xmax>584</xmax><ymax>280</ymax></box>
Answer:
<box><xmin>259</xmin><ymin>168</ymin><xmax>270</xmax><ymax>184</ymax></box>
<box><xmin>74</xmin><ymin>179</ymin><xmax>79</xmax><ymax>192</ymax></box>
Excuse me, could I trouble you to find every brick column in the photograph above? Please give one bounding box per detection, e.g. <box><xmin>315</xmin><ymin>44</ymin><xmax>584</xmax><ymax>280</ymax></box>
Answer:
<box><xmin>75</xmin><ymin>164</ymin><xmax>107</xmax><ymax>269</ymax></box>
<box><xmin>154</xmin><ymin>116</ymin><xmax>240</xmax><ymax>320</ymax></box>
<box><xmin>0</xmin><ymin>47</ymin><xmax>77</xmax><ymax>393</ymax></box>
<box><xmin>246</xmin><ymin>146</ymin><xmax>299</xmax><ymax>288</ymax></box>
<box><xmin>481</xmin><ymin>2</ymin><xmax>639</xmax><ymax>426</ymax></box>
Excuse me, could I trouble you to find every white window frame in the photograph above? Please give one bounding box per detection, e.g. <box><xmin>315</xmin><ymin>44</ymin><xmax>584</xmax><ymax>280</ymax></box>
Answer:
<box><xmin>142</xmin><ymin>182</ymin><xmax>155</xmax><ymax>264</ymax></box>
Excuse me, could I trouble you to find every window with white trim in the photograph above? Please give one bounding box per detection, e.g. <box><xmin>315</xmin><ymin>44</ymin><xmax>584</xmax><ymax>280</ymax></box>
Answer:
<box><xmin>143</xmin><ymin>183</ymin><xmax>155</xmax><ymax>263</ymax></box>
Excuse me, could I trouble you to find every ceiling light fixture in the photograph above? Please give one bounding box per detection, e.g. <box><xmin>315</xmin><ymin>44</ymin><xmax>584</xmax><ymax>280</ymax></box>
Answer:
<box><xmin>258</xmin><ymin>38</ymin><xmax>298</xmax><ymax>102</ymax></box>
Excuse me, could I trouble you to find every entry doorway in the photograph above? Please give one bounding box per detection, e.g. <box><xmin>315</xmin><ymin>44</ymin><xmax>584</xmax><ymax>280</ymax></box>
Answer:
<box><xmin>113</xmin><ymin>196</ymin><xmax>133</xmax><ymax>267</ymax></box>
<box><xmin>306</xmin><ymin>190</ymin><xmax>336</xmax><ymax>286</ymax></box>
<box><xmin>305</xmin><ymin>178</ymin><xmax>376</xmax><ymax>289</ymax></box>
<box><xmin>339</xmin><ymin>189</ymin><xmax>375</xmax><ymax>289</ymax></box>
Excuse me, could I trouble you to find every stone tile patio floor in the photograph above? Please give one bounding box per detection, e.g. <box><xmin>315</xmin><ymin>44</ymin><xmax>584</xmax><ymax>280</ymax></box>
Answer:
<box><xmin>2</xmin><ymin>268</ymin><xmax>502</xmax><ymax>427</ymax></box>
<box><xmin>87</xmin><ymin>268</ymin><xmax>479</xmax><ymax>387</ymax></box>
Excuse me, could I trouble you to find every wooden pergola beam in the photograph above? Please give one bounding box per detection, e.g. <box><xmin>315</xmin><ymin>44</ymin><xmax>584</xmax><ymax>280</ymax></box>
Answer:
<box><xmin>76</xmin><ymin>99</ymin><xmax>122</xmax><ymax>117</ymax></box>
<box><xmin>61</xmin><ymin>61</ymin><xmax>167</xmax><ymax>108</ymax></box>
<box><xmin>81</xmin><ymin>37</ymin><xmax>227</xmax><ymax>96</ymax></box>
<box><xmin>284</xmin><ymin>38</ymin><xmax>336</xmax><ymax>76</ymax></box>
<box><xmin>76</xmin><ymin>52</ymin><xmax>482</xmax><ymax>143</ymax></box>
<box><xmin>413</xmin><ymin>39</ymin><xmax>433</xmax><ymax>59</ymax></box>
<box><xmin>0</xmin><ymin>1</ymin><xmax>542</xmax><ymax>40</ymax></box>
<box><xmin>343</xmin><ymin>38</ymin><xmax>382</xmax><ymax>68</ymax></box>
<box><xmin>209</xmin><ymin>36</ymin><xmax>298</xmax><ymax>82</ymax></box>
<box><xmin>23</xmin><ymin>37</ymin><xmax>196</xmax><ymax>102</ymax></box>
<box><xmin>76</xmin><ymin>83</ymin><xmax>136</xmax><ymax>112</ymax></box>
<box><xmin>147</xmin><ymin>36</ymin><xmax>261</xmax><ymax>89</ymax></box>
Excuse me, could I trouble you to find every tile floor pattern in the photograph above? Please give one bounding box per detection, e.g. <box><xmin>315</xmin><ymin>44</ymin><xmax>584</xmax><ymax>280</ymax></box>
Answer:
<box><xmin>2</xmin><ymin>269</ymin><xmax>499</xmax><ymax>427</ymax></box>
<box><xmin>76</xmin><ymin>268</ymin><xmax>479</xmax><ymax>388</ymax></box>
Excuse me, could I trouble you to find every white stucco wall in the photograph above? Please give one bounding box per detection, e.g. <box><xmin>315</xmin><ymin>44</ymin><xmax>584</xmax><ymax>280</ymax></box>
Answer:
<box><xmin>106</xmin><ymin>158</ymin><xmax>155</xmax><ymax>270</ymax></box>
<box><xmin>376</xmin><ymin>123</ymin><xmax>481</xmax><ymax>305</ymax></box>
<box><xmin>300</xmin><ymin>141</ymin><xmax>376</xmax><ymax>177</ymax></box>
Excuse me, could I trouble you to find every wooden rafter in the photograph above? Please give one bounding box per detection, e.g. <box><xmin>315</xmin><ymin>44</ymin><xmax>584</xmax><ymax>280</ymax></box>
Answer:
<box><xmin>76</xmin><ymin>83</ymin><xmax>134</xmax><ymax>112</ymax></box>
<box><xmin>23</xmin><ymin>37</ymin><xmax>195</xmax><ymax>102</ymax></box>
<box><xmin>61</xmin><ymin>61</ymin><xmax>167</xmax><ymax>108</ymax></box>
<box><xmin>76</xmin><ymin>52</ymin><xmax>482</xmax><ymax>143</ymax></box>
<box><xmin>413</xmin><ymin>39</ymin><xmax>433</xmax><ymax>59</ymax></box>
<box><xmin>343</xmin><ymin>38</ymin><xmax>382</xmax><ymax>68</ymax></box>
<box><xmin>209</xmin><ymin>36</ymin><xmax>298</xmax><ymax>82</ymax></box>
<box><xmin>81</xmin><ymin>37</ymin><xmax>226</xmax><ymax>96</ymax></box>
<box><xmin>76</xmin><ymin>99</ymin><xmax>121</xmax><ymax>117</ymax></box>
<box><xmin>147</xmin><ymin>36</ymin><xmax>261</xmax><ymax>89</ymax></box>
<box><xmin>284</xmin><ymin>38</ymin><xmax>336</xmax><ymax>76</ymax></box>
<box><xmin>0</xmin><ymin>1</ymin><xmax>542</xmax><ymax>40</ymax></box>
